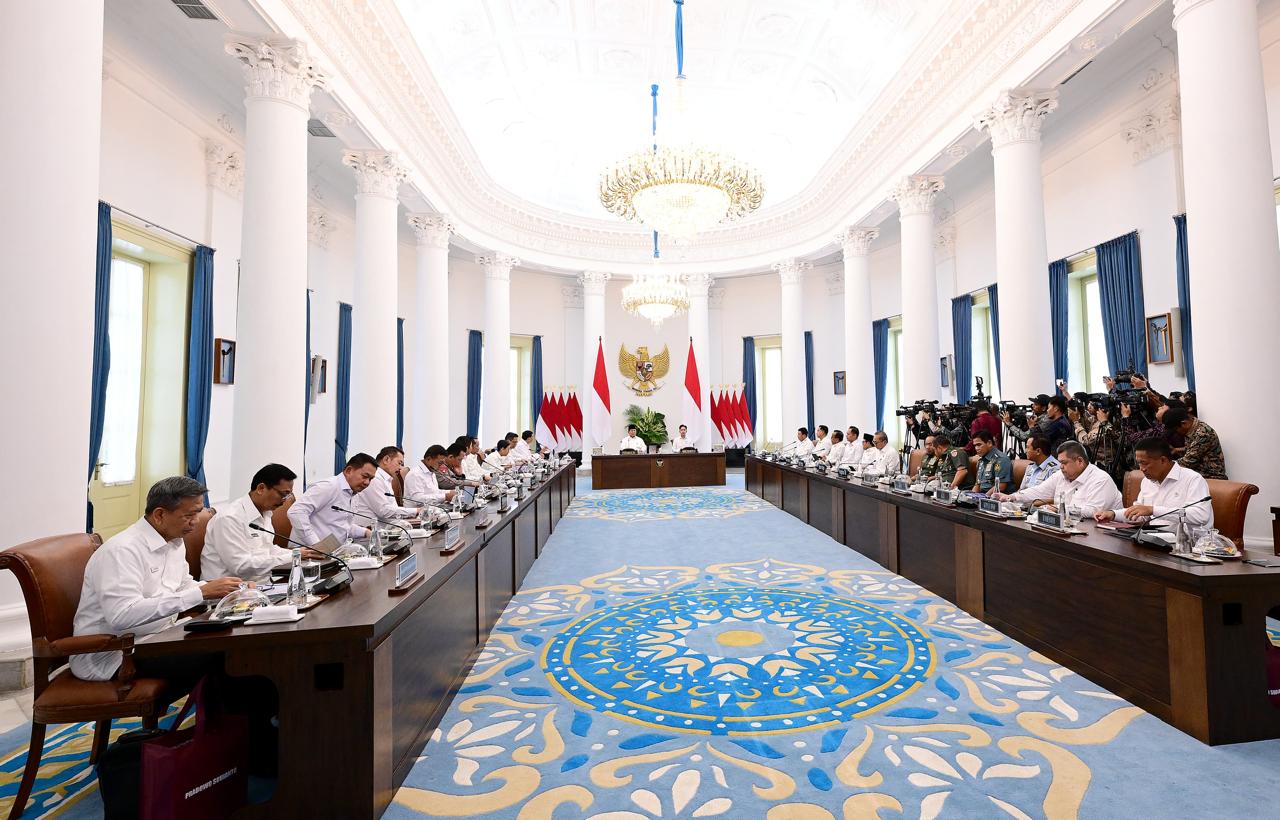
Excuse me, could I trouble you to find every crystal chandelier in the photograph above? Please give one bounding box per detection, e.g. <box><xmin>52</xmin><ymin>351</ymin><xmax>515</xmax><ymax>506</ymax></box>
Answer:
<box><xmin>598</xmin><ymin>1</ymin><xmax>764</xmax><ymax>241</ymax></box>
<box><xmin>622</xmin><ymin>258</ymin><xmax>690</xmax><ymax>328</ymax></box>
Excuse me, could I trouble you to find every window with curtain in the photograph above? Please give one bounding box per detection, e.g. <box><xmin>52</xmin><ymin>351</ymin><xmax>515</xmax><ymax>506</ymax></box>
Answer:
<box><xmin>98</xmin><ymin>256</ymin><xmax>146</xmax><ymax>485</ymax></box>
<box><xmin>755</xmin><ymin>335</ymin><xmax>783</xmax><ymax>446</ymax></box>
<box><xmin>509</xmin><ymin>335</ymin><xmax>534</xmax><ymax>434</ymax></box>
<box><xmin>1065</xmin><ymin>252</ymin><xmax>1109</xmax><ymax>393</ymax></box>
<box><xmin>969</xmin><ymin>290</ymin><xmax>1000</xmax><ymax>402</ymax></box>
<box><xmin>885</xmin><ymin>317</ymin><xmax>904</xmax><ymax>448</ymax></box>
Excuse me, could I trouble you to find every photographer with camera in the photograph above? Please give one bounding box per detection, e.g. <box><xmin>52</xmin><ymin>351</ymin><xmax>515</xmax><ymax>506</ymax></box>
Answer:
<box><xmin>1075</xmin><ymin>396</ymin><xmax>1126</xmax><ymax>482</ymax></box>
<box><xmin>966</xmin><ymin>401</ymin><xmax>1003</xmax><ymax>456</ymax></box>
<box><xmin>1163</xmin><ymin>406</ymin><xmax>1228</xmax><ymax>480</ymax></box>
<box><xmin>1002</xmin><ymin>394</ymin><xmax>1048</xmax><ymax>445</ymax></box>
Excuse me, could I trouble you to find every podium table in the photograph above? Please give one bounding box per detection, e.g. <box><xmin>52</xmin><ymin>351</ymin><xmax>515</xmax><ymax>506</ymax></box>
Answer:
<box><xmin>591</xmin><ymin>452</ymin><xmax>726</xmax><ymax>489</ymax></box>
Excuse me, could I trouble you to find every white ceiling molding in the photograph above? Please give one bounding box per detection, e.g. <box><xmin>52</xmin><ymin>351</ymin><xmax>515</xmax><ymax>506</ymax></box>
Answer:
<box><xmin>270</xmin><ymin>0</ymin><xmax>1109</xmax><ymax>274</ymax></box>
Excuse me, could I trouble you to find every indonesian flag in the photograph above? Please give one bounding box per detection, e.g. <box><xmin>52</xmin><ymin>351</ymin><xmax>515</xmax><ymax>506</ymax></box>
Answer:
<box><xmin>710</xmin><ymin>390</ymin><xmax>723</xmax><ymax>442</ymax></box>
<box><xmin>550</xmin><ymin>391</ymin><xmax>567</xmax><ymax>449</ymax></box>
<box><xmin>535</xmin><ymin>392</ymin><xmax>556</xmax><ymax>451</ymax></box>
<box><xmin>566</xmin><ymin>391</ymin><xmax>584</xmax><ymax>450</ymax></box>
<box><xmin>736</xmin><ymin>388</ymin><xmax>753</xmax><ymax>447</ymax></box>
<box><xmin>725</xmin><ymin>388</ymin><xmax>744</xmax><ymax>447</ymax></box>
<box><xmin>589</xmin><ymin>338</ymin><xmax>611</xmax><ymax>447</ymax></box>
<box><xmin>681</xmin><ymin>339</ymin><xmax>702</xmax><ymax>446</ymax></box>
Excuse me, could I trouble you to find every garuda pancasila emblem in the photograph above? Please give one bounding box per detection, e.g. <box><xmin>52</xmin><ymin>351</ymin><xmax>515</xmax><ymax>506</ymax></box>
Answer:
<box><xmin>618</xmin><ymin>344</ymin><xmax>670</xmax><ymax>396</ymax></box>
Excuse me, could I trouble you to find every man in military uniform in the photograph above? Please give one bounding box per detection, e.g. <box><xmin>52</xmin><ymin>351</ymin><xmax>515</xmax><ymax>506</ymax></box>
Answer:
<box><xmin>1164</xmin><ymin>407</ymin><xmax>1227</xmax><ymax>480</ymax></box>
<box><xmin>971</xmin><ymin>430</ymin><xmax>1013</xmax><ymax>494</ymax></box>
<box><xmin>933</xmin><ymin>433</ymin><xmax>970</xmax><ymax>489</ymax></box>
<box><xmin>916</xmin><ymin>435</ymin><xmax>940</xmax><ymax>480</ymax></box>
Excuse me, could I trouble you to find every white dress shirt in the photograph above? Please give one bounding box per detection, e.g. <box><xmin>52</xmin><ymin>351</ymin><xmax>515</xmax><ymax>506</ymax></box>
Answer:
<box><xmin>512</xmin><ymin>440</ymin><xmax>534</xmax><ymax>463</ymax></box>
<box><xmin>793</xmin><ymin>438</ymin><xmax>815</xmax><ymax>457</ymax></box>
<box><xmin>672</xmin><ymin>436</ymin><xmax>693</xmax><ymax>451</ymax></box>
<box><xmin>812</xmin><ymin>437</ymin><xmax>831</xmax><ymax>458</ymax></box>
<box><xmin>827</xmin><ymin>441</ymin><xmax>847</xmax><ymax>465</ymax></box>
<box><xmin>840</xmin><ymin>445</ymin><xmax>868</xmax><ymax>466</ymax></box>
<box><xmin>201</xmin><ymin>494</ymin><xmax>290</xmax><ymax>583</ymax></box>
<box><xmin>870</xmin><ymin>445</ymin><xmax>901</xmax><ymax>476</ymax></box>
<box><xmin>71</xmin><ymin>517</ymin><xmax>204</xmax><ymax>681</ymax></box>
<box><xmin>859</xmin><ymin>445</ymin><xmax>879</xmax><ymax>466</ymax></box>
<box><xmin>462</xmin><ymin>453</ymin><xmax>493</xmax><ymax>481</ymax></box>
<box><xmin>353</xmin><ymin>467</ymin><xmax>418</xmax><ymax>522</ymax></box>
<box><xmin>1011</xmin><ymin>463</ymin><xmax>1123</xmax><ymax>517</ymax></box>
<box><xmin>619</xmin><ymin>435</ymin><xmax>645</xmax><ymax>452</ymax></box>
<box><xmin>287</xmin><ymin>473</ymin><xmax>366</xmax><ymax>546</ymax></box>
<box><xmin>1112</xmin><ymin>463</ymin><xmax>1213</xmax><ymax>529</ymax></box>
<box><xmin>486</xmin><ymin>450</ymin><xmax>513</xmax><ymax>470</ymax></box>
<box><xmin>405</xmin><ymin>462</ymin><xmax>448</xmax><ymax>505</ymax></box>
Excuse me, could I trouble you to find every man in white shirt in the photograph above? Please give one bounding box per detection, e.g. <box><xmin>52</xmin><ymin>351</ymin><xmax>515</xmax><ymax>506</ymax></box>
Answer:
<box><xmin>486</xmin><ymin>439</ymin><xmax>515</xmax><ymax>470</ymax></box>
<box><xmin>826</xmin><ymin>430</ymin><xmax>846</xmax><ymax>465</ymax></box>
<box><xmin>404</xmin><ymin>445</ymin><xmax>456</xmax><ymax>507</ymax></box>
<box><xmin>672</xmin><ymin>424</ymin><xmax>694</xmax><ymax>451</ymax></box>
<box><xmin>513</xmin><ymin>430</ymin><xmax>536</xmax><ymax>463</ymax></box>
<box><xmin>812</xmin><ymin>426</ymin><xmax>831</xmax><ymax>459</ymax></box>
<box><xmin>202</xmin><ymin>463</ymin><xmax>324</xmax><ymax>582</ymax></box>
<box><xmin>789</xmin><ymin>428</ymin><xmax>815</xmax><ymax>457</ymax></box>
<box><xmin>71</xmin><ymin>477</ymin><xmax>243</xmax><ymax>681</ymax></box>
<box><xmin>353</xmin><ymin>446</ymin><xmax>420</xmax><ymax>524</ymax></box>
<box><xmin>288</xmin><ymin>453</ymin><xmax>377</xmax><ymax>546</ymax></box>
<box><xmin>619</xmin><ymin>425</ymin><xmax>645</xmax><ymax>453</ymax></box>
<box><xmin>995</xmin><ymin>441</ymin><xmax>1122</xmax><ymax>518</ymax></box>
<box><xmin>840</xmin><ymin>432</ymin><xmax>869</xmax><ymax>466</ymax></box>
<box><xmin>504</xmin><ymin>432</ymin><xmax>530</xmax><ymax>465</ymax></box>
<box><xmin>858</xmin><ymin>434</ymin><xmax>879</xmax><ymax>467</ymax></box>
<box><xmin>868</xmin><ymin>431</ymin><xmax>901</xmax><ymax>476</ymax></box>
<box><xmin>1096</xmin><ymin>437</ymin><xmax>1213</xmax><ymax>529</ymax></box>
<box><xmin>460</xmin><ymin>437</ymin><xmax>496</xmax><ymax>481</ymax></box>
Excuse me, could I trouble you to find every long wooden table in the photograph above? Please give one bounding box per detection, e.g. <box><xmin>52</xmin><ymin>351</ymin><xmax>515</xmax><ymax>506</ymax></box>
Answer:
<box><xmin>591</xmin><ymin>451</ymin><xmax>726</xmax><ymax>489</ymax></box>
<box><xmin>746</xmin><ymin>455</ymin><xmax>1280</xmax><ymax>745</ymax></box>
<box><xmin>136</xmin><ymin>464</ymin><xmax>577</xmax><ymax>818</ymax></box>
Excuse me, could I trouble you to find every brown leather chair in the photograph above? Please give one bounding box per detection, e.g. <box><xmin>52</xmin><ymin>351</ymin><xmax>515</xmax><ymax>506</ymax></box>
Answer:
<box><xmin>906</xmin><ymin>449</ymin><xmax>926</xmax><ymax>479</ymax></box>
<box><xmin>392</xmin><ymin>469</ymin><xmax>407</xmax><ymax>505</ymax></box>
<box><xmin>1011</xmin><ymin>459</ymin><xmax>1029</xmax><ymax>491</ymax></box>
<box><xmin>1122</xmin><ymin>469</ymin><xmax>1143</xmax><ymax>507</ymax></box>
<box><xmin>1206</xmin><ymin>479</ymin><xmax>1259</xmax><ymax>548</ymax></box>
<box><xmin>0</xmin><ymin>533</ymin><xmax>182</xmax><ymax>818</ymax></box>
<box><xmin>967</xmin><ymin>456</ymin><xmax>980</xmax><ymax>488</ymax></box>
<box><xmin>183</xmin><ymin>507</ymin><xmax>216</xmax><ymax>580</ymax></box>
<box><xmin>272</xmin><ymin>495</ymin><xmax>296</xmax><ymax>548</ymax></box>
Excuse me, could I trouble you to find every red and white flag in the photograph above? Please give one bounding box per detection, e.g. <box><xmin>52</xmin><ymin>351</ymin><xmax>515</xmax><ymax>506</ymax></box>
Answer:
<box><xmin>736</xmin><ymin>388</ymin><xmax>753</xmax><ymax>447</ymax></box>
<box><xmin>725</xmin><ymin>388</ymin><xmax>744</xmax><ymax>446</ymax></box>
<box><xmin>535</xmin><ymin>392</ymin><xmax>556</xmax><ymax>451</ymax></box>
<box><xmin>553</xmin><ymin>391</ymin><xmax>569</xmax><ymax>449</ymax></box>
<box><xmin>681</xmin><ymin>338</ymin><xmax>702</xmax><ymax>447</ymax></box>
<box><xmin>589</xmin><ymin>338</ymin><xmax>611</xmax><ymax>447</ymax></box>
<box><xmin>710</xmin><ymin>389</ymin><xmax>723</xmax><ymax>442</ymax></box>
<box><xmin>566</xmin><ymin>391</ymin><xmax>584</xmax><ymax>450</ymax></box>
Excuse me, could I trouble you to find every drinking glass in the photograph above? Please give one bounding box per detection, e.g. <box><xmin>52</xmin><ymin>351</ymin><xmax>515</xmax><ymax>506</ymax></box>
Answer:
<box><xmin>302</xmin><ymin>560</ymin><xmax>321</xmax><ymax>591</ymax></box>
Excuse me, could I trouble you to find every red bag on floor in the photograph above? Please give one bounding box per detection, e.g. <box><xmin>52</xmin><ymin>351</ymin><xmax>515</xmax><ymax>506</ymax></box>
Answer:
<box><xmin>139</xmin><ymin>677</ymin><xmax>249</xmax><ymax>820</ymax></box>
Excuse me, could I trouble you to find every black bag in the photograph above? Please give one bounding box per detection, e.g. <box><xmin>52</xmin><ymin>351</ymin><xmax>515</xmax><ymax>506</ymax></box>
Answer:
<box><xmin>98</xmin><ymin>727</ymin><xmax>167</xmax><ymax>819</ymax></box>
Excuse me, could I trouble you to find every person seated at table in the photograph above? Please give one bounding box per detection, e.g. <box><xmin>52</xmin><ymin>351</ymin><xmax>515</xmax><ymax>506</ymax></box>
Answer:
<box><xmin>858</xmin><ymin>433</ymin><xmax>879</xmax><ymax>467</ymax></box>
<box><xmin>1019</xmin><ymin>435</ymin><xmax>1061</xmax><ymax>491</ymax></box>
<box><xmin>515</xmin><ymin>430</ymin><xmax>536</xmax><ymax>461</ymax></box>
<box><xmin>825</xmin><ymin>430</ymin><xmax>847</xmax><ymax>465</ymax></box>
<box><xmin>486</xmin><ymin>439</ymin><xmax>514</xmax><ymax>470</ymax></box>
<box><xmin>405</xmin><ymin>445</ymin><xmax>456</xmax><ymax>506</ymax></box>
<box><xmin>993</xmin><ymin>441</ymin><xmax>1121</xmax><ymax>517</ymax></box>
<box><xmin>971</xmin><ymin>430</ymin><xmax>1013</xmax><ymax>494</ymax></box>
<box><xmin>672</xmin><ymin>424</ymin><xmax>694</xmax><ymax>451</ymax></box>
<box><xmin>812</xmin><ymin>426</ymin><xmax>831</xmax><ymax>459</ymax></box>
<box><xmin>1095</xmin><ymin>437</ymin><xmax>1213</xmax><ymax>529</ymax></box>
<box><xmin>353</xmin><ymin>446</ymin><xmax>420</xmax><ymax>523</ymax></box>
<box><xmin>839</xmin><ymin>430</ymin><xmax>866</xmax><ymax>466</ymax></box>
<box><xmin>789</xmin><ymin>427</ymin><xmax>815</xmax><ymax>458</ymax></box>
<box><xmin>505</xmin><ymin>432</ymin><xmax>532</xmax><ymax>465</ymax></box>
<box><xmin>867</xmin><ymin>431</ymin><xmax>901</xmax><ymax>477</ymax></box>
<box><xmin>71</xmin><ymin>476</ymin><xmax>243</xmax><ymax>683</ymax></box>
<box><xmin>933</xmin><ymin>433</ymin><xmax>970</xmax><ymax>489</ymax></box>
<box><xmin>436</xmin><ymin>443</ymin><xmax>481</xmax><ymax>489</ymax></box>
<box><xmin>459</xmin><ymin>436</ymin><xmax>496</xmax><ymax>481</ymax></box>
<box><xmin>202</xmin><ymin>463</ymin><xmax>323</xmax><ymax>582</ymax></box>
<box><xmin>619</xmin><ymin>425</ymin><xmax>645</xmax><ymax>453</ymax></box>
<box><xmin>915</xmin><ymin>435</ymin><xmax>938</xmax><ymax>480</ymax></box>
<box><xmin>288</xmin><ymin>453</ymin><xmax>377</xmax><ymax>545</ymax></box>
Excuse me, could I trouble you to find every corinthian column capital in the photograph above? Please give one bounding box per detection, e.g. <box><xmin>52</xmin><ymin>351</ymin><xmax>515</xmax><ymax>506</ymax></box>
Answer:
<box><xmin>407</xmin><ymin>213</ymin><xmax>454</xmax><ymax>248</ymax></box>
<box><xmin>224</xmin><ymin>33</ymin><xmax>327</xmax><ymax>110</ymax></box>
<box><xmin>773</xmin><ymin>258</ymin><xmax>812</xmax><ymax>286</ymax></box>
<box><xmin>837</xmin><ymin>226</ymin><xmax>879</xmax><ymax>257</ymax></box>
<box><xmin>477</xmin><ymin>254</ymin><xmax>519</xmax><ymax>281</ymax></box>
<box><xmin>579</xmin><ymin>271</ymin><xmax>611</xmax><ymax>296</ymax></box>
<box><xmin>890</xmin><ymin>176</ymin><xmax>945</xmax><ymax>218</ymax></box>
<box><xmin>682</xmin><ymin>272</ymin><xmax>715</xmax><ymax>297</ymax></box>
<box><xmin>343</xmin><ymin>150</ymin><xmax>408</xmax><ymax>199</ymax></box>
<box><xmin>975</xmin><ymin>88</ymin><xmax>1059</xmax><ymax>149</ymax></box>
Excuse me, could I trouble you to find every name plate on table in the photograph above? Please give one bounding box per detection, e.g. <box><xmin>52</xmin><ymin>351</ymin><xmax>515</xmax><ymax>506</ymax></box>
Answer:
<box><xmin>389</xmin><ymin>553</ymin><xmax>423</xmax><ymax>595</ymax></box>
<box><xmin>977</xmin><ymin>497</ymin><xmax>1005</xmax><ymax>517</ymax></box>
<box><xmin>860</xmin><ymin>474</ymin><xmax>879</xmax><ymax>488</ymax></box>
<box><xmin>441</xmin><ymin>524</ymin><xmax>462</xmax><ymax>554</ymax></box>
<box><xmin>892</xmin><ymin>476</ymin><xmax>911</xmax><ymax>495</ymax></box>
<box><xmin>932</xmin><ymin>487</ymin><xmax>956</xmax><ymax>505</ymax></box>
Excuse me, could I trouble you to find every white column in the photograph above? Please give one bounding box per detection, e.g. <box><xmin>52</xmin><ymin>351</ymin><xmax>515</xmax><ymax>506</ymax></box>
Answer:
<box><xmin>479</xmin><ymin>254</ymin><xmax>518</xmax><ymax>445</ymax></box>
<box><xmin>344</xmin><ymin>150</ymin><xmax>407</xmax><ymax>453</ymax></box>
<box><xmin>774</xmin><ymin>259</ymin><xmax>812</xmax><ymax>436</ymax></box>
<box><xmin>684</xmin><ymin>273</ymin><xmax>714</xmax><ymax>449</ymax></box>
<box><xmin>890</xmin><ymin>176</ymin><xmax>945</xmax><ymax>404</ymax></box>
<box><xmin>976</xmin><ymin>89</ymin><xmax>1058</xmax><ymax>401</ymax></box>
<box><xmin>0</xmin><ymin>0</ymin><xmax>104</xmax><ymax>647</ymax></box>
<box><xmin>580</xmin><ymin>271</ymin><xmax>610</xmax><ymax>458</ymax></box>
<box><xmin>406</xmin><ymin>213</ymin><xmax>453</xmax><ymax>454</ymax></box>
<box><xmin>838</xmin><ymin>228</ymin><xmax>879</xmax><ymax>430</ymax></box>
<box><xmin>226</xmin><ymin>34</ymin><xmax>325</xmax><ymax>486</ymax></box>
<box><xmin>1175</xmin><ymin>0</ymin><xmax>1280</xmax><ymax>541</ymax></box>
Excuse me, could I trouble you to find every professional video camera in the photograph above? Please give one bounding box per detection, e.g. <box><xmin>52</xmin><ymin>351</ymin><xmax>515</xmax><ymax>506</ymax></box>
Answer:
<box><xmin>998</xmin><ymin>401</ymin><xmax>1031</xmax><ymax>429</ymax></box>
<box><xmin>895</xmin><ymin>399</ymin><xmax>939</xmax><ymax>418</ymax></box>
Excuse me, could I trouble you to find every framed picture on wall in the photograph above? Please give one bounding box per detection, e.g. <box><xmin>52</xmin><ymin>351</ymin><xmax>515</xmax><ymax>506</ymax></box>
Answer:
<box><xmin>1146</xmin><ymin>313</ymin><xmax>1174</xmax><ymax>365</ymax></box>
<box><xmin>214</xmin><ymin>338</ymin><xmax>236</xmax><ymax>384</ymax></box>
<box><xmin>310</xmin><ymin>355</ymin><xmax>328</xmax><ymax>401</ymax></box>
<box><xmin>833</xmin><ymin>371</ymin><xmax>846</xmax><ymax>395</ymax></box>
<box><xmin>940</xmin><ymin>355</ymin><xmax>952</xmax><ymax>388</ymax></box>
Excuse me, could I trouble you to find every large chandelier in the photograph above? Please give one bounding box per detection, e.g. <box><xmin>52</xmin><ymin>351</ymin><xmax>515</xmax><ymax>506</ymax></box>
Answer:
<box><xmin>598</xmin><ymin>1</ymin><xmax>764</xmax><ymax>241</ymax></box>
<box><xmin>622</xmin><ymin>260</ymin><xmax>690</xmax><ymax>328</ymax></box>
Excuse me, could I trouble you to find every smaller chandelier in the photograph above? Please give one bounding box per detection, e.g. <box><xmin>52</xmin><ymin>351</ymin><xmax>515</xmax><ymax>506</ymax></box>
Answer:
<box><xmin>622</xmin><ymin>267</ymin><xmax>690</xmax><ymax>328</ymax></box>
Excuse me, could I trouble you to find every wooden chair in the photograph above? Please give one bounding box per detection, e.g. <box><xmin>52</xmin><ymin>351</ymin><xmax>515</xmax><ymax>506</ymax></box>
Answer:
<box><xmin>1122</xmin><ymin>469</ymin><xmax>1143</xmax><ymax>507</ymax></box>
<box><xmin>1122</xmin><ymin>470</ymin><xmax>1258</xmax><ymax>548</ymax></box>
<box><xmin>0</xmin><ymin>533</ymin><xmax>182</xmax><ymax>818</ymax></box>
<box><xmin>272</xmin><ymin>496</ymin><xmax>296</xmax><ymax>548</ymax></box>
<box><xmin>906</xmin><ymin>449</ymin><xmax>926</xmax><ymax>479</ymax></box>
<box><xmin>392</xmin><ymin>470</ymin><xmax>406</xmax><ymax>505</ymax></box>
<box><xmin>1011</xmin><ymin>459</ymin><xmax>1030</xmax><ymax>491</ymax></box>
<box><xmin>183</xmin><ymin>507</ymin><xmax>216</xmax><ymax>580</ymax></box>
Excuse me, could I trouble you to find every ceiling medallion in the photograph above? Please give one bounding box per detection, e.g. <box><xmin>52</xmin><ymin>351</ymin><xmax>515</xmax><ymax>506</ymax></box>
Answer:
<box><xmin>598</xmin><ymin>0</ymin><xmax>764</xmax><ymax>241</ymax></box>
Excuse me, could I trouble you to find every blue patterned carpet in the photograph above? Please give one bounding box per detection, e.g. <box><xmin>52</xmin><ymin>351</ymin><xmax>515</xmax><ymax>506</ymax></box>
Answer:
<box><xmin>389</xmin><ymin>486</ymin><xmax>1280</xmax><ymax>819</ymax></box>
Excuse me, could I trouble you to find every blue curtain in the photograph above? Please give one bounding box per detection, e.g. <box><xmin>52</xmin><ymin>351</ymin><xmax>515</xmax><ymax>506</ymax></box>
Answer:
<box><xmin>1174</xmin><ymin>215</ymin><xmax>1195</xmax><ymax>391</ymax></box>
<box><xmin>1049</xmin><ymin>259</ymin><xmax>1069</xmax><ymax>384</ymax></box>
<box><xmin>951</xmin><ymin>294</ymin><xmax>973</xmax><ymax>404</ymax></box>
<box><xmin>803</xmin><ymin>330</ymin><xmax>815</xmax><ymax>435</ymax></box>
<box><xmin>304</xmin><ymin>289</ymin><xmax>311</xmax><ymax>486</ymax></box>
<box><xmin>184</xmin><ymin>246</ymin><xmax>215</xmax><ymax>500</ymax></box>
<box><xmin>87</xmin><ymin>202</ymin><xmax>112</xmax><ymax>531</ymax></box>
<box><xmin>986</xmin><ymin>284</ymin><xmax>1002</xmax><ymax>392</ymax></box>
<box><xmin>466</xmin><ymin>330</ymin><xmax>483</xmax><ymax>438</ymax></box>
<box><xmin>334</xmin><ymin>303</ymin><xmax>352</xmax><ymax>473</ymax></box>
<box><xmin>1095</xmin><ymin>232</ymin><xmax>1146</xmax><ymax>376</ymax></box>
<box><xmin>872</xmin><ymin>319</ymin><xmax>889</xmax><ymax>432</ymax></box>
<box><xmin>531</xmin><ymin>335</ymin><xmax>544</xmax><ymax>426</ymax></box>
<box><xmin>741</xmin><ymin>337</ymin><xmax>757</xmax><ymax>436</ymax></box>
<box><xmin>396</xmin><ymin>317</ymin><xmax>405</xmax><ymax>449</ymax></box>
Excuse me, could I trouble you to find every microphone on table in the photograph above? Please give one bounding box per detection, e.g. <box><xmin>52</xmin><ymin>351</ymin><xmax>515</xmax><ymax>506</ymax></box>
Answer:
<box><xmin>331</xmin><ymin>506</ymin><xmax>413</xmax><ymax>554</ymax></box>
<box><xmin>386</xmin><ymin>493</ymin><xmax>450</xmax><ymax>525</ymax></box>
<box><xmin>1132</xmin><ymin>495</ymin><xmax>1213</xmax><ymax>547</ymax></box>
<box><xmin>248</xmin><ymin>523</ymin><xmax>351</xmax><ymax>594</ymax></box>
